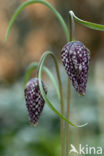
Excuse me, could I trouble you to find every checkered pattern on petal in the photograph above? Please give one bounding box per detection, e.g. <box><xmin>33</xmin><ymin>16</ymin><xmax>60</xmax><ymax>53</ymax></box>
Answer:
<box><xmin>24</xmin><ymin>78</ymin><xmax>47</xmax><ymax>124</ymax></box>
<box><xmin>61</xmin><ymin>41</ymin><xmax>90</xmax><ymax>95</ymax></box>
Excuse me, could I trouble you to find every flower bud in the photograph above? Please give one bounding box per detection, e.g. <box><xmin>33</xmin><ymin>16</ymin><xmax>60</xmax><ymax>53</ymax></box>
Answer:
<box><xmin>24</xmin><ymin>78</ymin><xmax>47</xmax><ymax>124</ymax></box>
<box><xmin>61</xmin><ymin>41</ymin><xmax>90</xmax><ymax>95</ymax></box>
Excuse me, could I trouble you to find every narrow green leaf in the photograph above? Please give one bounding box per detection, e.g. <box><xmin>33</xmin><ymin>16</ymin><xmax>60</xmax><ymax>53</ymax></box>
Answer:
<box><xmin>5</xmin><ymin>0</ymin><xmax>69</xmax><ymax>42</ymax></box>
<box><xmin>38</xmin><ymin>51</ymin><xmax>88</xmax><ymax>127</ymax></box>
<box><xmin>69</xmin><ymin>11</ymin><xmax>104</xmax><ymax>31</ymax></box>
<box><xmin>24</xmin><ymin>62</ymin><xmax>60</xmax><ymax>99</ymax></box>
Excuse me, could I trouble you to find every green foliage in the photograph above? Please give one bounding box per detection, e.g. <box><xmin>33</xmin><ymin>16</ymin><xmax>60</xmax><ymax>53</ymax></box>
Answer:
<box><xmin>38</xmin><ymin>51</ymin><xmax>88</xmax><ymax>127</ymax></box>
<box><xmin>69</xmin><ymin>11</ymin><xmax>104</xmax><ymax>31</ymax></box>
<box><xmin>24</xmin><ymin>62</ymin><xmax>60</xmax><ymax>99</ymax></box>
<box><xmin>0</xmin><ymin>74</ymin><xmax>103</xmax><ymax>156</ymax></box>
<box><xmin>5</xmin><ymin>0</ymin><xmax>69</xmax><ymax>42</ymax></box>
<box><xmin>4</xmin><ymin>1</ymin><xmax>104</xmax><ymax>156</ymax></box>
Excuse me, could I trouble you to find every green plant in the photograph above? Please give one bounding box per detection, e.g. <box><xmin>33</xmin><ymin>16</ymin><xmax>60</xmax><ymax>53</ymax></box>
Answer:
<box><xmin>5</xmin><ymin>1</ymin><xmax>104</xmax><ymax>156</ymax></box>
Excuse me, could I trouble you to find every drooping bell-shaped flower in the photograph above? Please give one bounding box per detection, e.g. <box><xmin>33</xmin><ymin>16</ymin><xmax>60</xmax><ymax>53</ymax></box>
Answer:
<box><xmin>61</xmin><ymin>41</ymin><xmax>90</xmax><ymax>95</ymax></box>
<box><xmin>24</xmin><ymin>78</ymin><xmax>47</xmax><ymax>125</ymax></box>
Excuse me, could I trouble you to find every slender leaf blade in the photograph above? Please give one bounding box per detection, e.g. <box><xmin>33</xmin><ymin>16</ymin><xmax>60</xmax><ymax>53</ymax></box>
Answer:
<box><xmin>70</xmin><ymin>11</ymin><xmax>104</xmax><ymax>31</ymax></box>
<box><xmin>5</xmin><ymin>0</ymin><xmax>69</xmax><ymax>42</ymax></box>
<box><xmin>38</xmin><ymin>51</ymin><xmax>88</xmax><ymax>127</ymax></box>
<box><xmin>24</xmin><ymin>62</ymin><xmax>60</xmax><ymax>99</ymax></box>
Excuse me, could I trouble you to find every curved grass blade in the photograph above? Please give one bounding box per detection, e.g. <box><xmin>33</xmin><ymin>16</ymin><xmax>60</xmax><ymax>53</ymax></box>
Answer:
<box><xmin>24</xmin><ymin>62</ymin><xmax>60</xmax><ymax>99</ymax></box>
<box><xmin>5</xmin><ymin>0</ymin><xmax>69</xmax><ymax>42</ymax></box>
<box><xmin>69</xmin><ymin>11</ymin><xmax>104</xmax><ymax>31</ymax></box>
<box><xmin>38</xmin><ymin>51</ymin><xmax>88</xmax><ymax>127</ymax></box>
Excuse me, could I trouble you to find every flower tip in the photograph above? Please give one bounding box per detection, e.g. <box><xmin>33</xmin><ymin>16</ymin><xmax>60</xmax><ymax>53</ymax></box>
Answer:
<box><xmin>79</xmin><ymin>92</ymin><xmax>85</xmax><ymax>96</ymax></box>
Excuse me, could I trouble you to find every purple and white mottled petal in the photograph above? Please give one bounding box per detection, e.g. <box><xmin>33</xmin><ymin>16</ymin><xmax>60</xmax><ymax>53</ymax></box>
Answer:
<box><xmin>61</xmin><ymin>41</ymin><xmax>90</xmax><ymax>95</ymax></box>
<box><xmin>24</xmin><ymin>78</ymin><xmax>47</xmax><ymax>124</ymax></box>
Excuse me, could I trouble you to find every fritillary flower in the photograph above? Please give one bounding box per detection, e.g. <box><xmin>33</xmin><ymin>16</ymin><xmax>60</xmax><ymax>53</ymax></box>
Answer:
<box><xmin>61</xmin><ymin>41</ymin><xmax>90</xmax><ymax>95</ymax></box>
<box><xmin>24</xmin><ymin>78</ymin><xmax>47</xmax><ymax>124</ymax></box>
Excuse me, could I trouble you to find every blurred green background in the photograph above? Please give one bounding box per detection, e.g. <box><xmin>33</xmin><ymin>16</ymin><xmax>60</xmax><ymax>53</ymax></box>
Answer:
<box><xmin>0</xmin><ymin>0</ymin><xmax>104</xmax><ymax>156</ymax></box>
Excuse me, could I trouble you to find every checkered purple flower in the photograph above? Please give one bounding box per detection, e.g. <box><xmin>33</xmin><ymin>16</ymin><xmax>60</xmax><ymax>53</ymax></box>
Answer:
<box><xmin>61</xmin><ymin>41</ymin><xmax>90</xmax><ymax>95</ymax></box>
<box><xmin>24</xmin><ymin>78</ymin><xmax>47</xmax><ymax>125</ymax></box>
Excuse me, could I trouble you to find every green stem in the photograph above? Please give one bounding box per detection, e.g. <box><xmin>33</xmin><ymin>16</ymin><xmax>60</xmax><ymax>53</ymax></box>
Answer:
<box><xmin>69</xmin><ymin>10</ymin><xmax>104</xmax><ymax>31</ymax></box>
<box><xmin>24</xmin><ymin>62</ymin><xmax>60</xmax><ymax>99</ymax></box>
<box><xmin>69</xmin><ymin>11</ymin><xmax>75</xmax><ymax>41</ymax></box>
<box><xmin>5</xmin><ymin>0</ymin><xmax>69</xmax><ymax>42</ymax></box>
<box><xmin>65</xmin><ymin>79</ymin><xmax>70</xmax><ymax>156</ymax></box>
<box><xmin>26</xmin><ymin>56</ymin><xmax>84</xmax><ymax>127</ymax></box>
<box><xmin>38</xmin><ymin>51</ymin><xmax>87</xmax><ymax>126</ymax></box>
<box><xmin>38</xmin><ymin>51</ymin><xmax>65</xmax><ymax>156</ymax></box>
<box><xmin>65</xmin><ymin>11</ymin><xmax>75</xmax><ymax>156</ymax></box>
